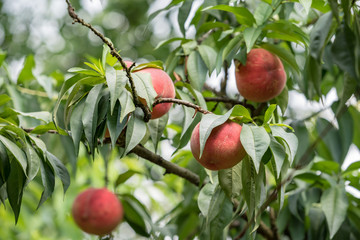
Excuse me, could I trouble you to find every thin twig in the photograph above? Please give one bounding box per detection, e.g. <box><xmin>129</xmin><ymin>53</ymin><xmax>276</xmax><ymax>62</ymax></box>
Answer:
<box><xmin>239</xmin><ymin>214</ymin><xmax>274</xmax><ymax>240</ymax></box>
<box><xmin>65</xmin><ymin>0</ymin><xmax>151</xmax><ymax>121</ymax></box>
<box><xmin>204</xmin><ymin>97</ymin><xmax>256</xmax><ymax>113</ymax></box>
<box><xmin>153</xmin><ymin>97</ymin><xmax>211</xmax><ymax>115</ymax></box>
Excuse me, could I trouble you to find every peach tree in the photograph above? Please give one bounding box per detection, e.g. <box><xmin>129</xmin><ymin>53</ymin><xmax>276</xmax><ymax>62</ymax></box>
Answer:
<box><xmin>0</xmin><ymin>0</ymin><xmax>360</xmax><ymax>239</ymax></box>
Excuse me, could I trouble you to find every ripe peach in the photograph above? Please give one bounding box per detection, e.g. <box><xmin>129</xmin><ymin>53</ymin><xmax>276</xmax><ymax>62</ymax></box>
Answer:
<box><xmin>190</xmin><ymin>120</ymin><xmax>246</xmax><ymax>170</ymax></box>
<box><xmin>140</xmin><ymin>67</ymin><xmax>175</xmax><ymax>119</ymax></box>
<box><xmin>121</xmin><ymin>62</ymin><xmax>175</xmax><ymax>119</ymax></box>
<box><xmin>235</xmin><ymin>48</ymin><xmax>286</xmax><ymax>102</ymax></box>
<box><xmin>72</xmin><ymin>188</ymin><xmax>123</xmax><ymax>236</ymax></box>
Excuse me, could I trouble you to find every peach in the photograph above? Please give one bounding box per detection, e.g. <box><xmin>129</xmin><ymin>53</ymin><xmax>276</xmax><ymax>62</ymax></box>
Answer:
<box><xmin>190</xmin><ymin>120</ymin><xmax>246</xmax><ymax>170</ymax></box>
<box><xmin>235</xmin><ymin>48</ymin><xmax>286</xmax><ymax>102</ymax></box>
<box><xmin>72</xmin><ymin>188</ymin><xmax>123</xmax><ymax>236</ymax></box>
<box><xmin>120</xmin><ymin>62</ymin><xmax>175</xmax><ymax>119</ymax></box>
<box><xmin>140</xmin><ymin>67</ymin><xmax>175</xmax><ymax>119</ymax></box>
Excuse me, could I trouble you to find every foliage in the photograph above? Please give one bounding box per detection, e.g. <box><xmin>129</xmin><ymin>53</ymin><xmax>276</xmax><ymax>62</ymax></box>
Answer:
<box><xmin>1</xmin><ymin>0</ymin><xmax>360</xmax><ymax>239</ymax></box>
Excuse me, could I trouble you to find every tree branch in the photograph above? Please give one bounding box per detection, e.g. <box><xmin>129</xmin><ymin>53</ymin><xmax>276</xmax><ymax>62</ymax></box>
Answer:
<box><xmin>131</xmin><ymin>145</ymin><xmax>200</xmax><ymax>186</ymax></box>
<box><xmin>270</xmin><ymin>208</ymin><xmax>280</xmax><ymax>240</ymax></box>
<box><xmin>239</xmin><ymin>214</ymin><xmax>274</xmax><ymax>240</ymax></box>
<box><xmin>65</xmin><ymin>0</ymin><xmax>151</xmax><ymax>122</ymax></box>
<box><xmin>204</xmin><ymin>97</ymin><xmax>256</xmax><ymax>113</ymax></box>
<box><xmin>153</xmin><ymin>97</ymin><xmax>211</xmax><ymax>115</ymax></box>
<box><xmin>220</xmin><ymin>61</ymin><xmax>229</xmax><ymax>95</ymax></box>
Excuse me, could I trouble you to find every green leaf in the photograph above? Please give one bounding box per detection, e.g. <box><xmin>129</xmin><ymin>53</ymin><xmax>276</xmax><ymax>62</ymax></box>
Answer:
<box><xmin>315</xmin><ymin>118</ymin><xmax>342</xmax><ymax>164</ymax></box>
<box><xmin>264</xmin><ymin>104</ymin><xmax>277</xmax><ymax>124</ymax></box>
<box><xmin>121</xmin><ymin>194</ymin><xmax>152</xmax><ymax>237</ymax></box>
<box><xmin>82</xmin><ymin>84</ymin><xmax>104</xmax><ymax>154</ymax></box>
<box><xmin>261</xmin><ymin>43</ymin><xmax>300</xmax><ymax>74</ymax></box>
<box><xmin>68</xmin><ymin>67</ymin><xmax>101</xmax><ymax>76</ymax></box>
<box><xmin>25</xmin><ymin>143</ymin><xmax>41</xmax><ymax>182</ymax></box>
<box><xmin>299</xmin><ymin>0</ymin><xmax>312</xmax><ymax>15</ymax></box>
<box><xmin>30</xmin><ymin>122</ymin><xmax>68</xmax><ymax>135</ymax></box>
<box><xmin>230</xmin><ymin>104</ymin><xmax>253</xmax><ymax>122</ymax></box>
<box><xmin>269</xmin><ymin>136</ymin><xmax>286</xmax><ymax>178</ymax></box>
<box><xmin>45</xmin><ymin>151</ymin><xmax>70</xmax><ymax>194</ymax></box>
<box><xmin>207</xmin><ymin>188</ymin><xmax>233</xmax><ymax>240</ymax></box>
<box><xmin>199</xmin><ymin>184</ymin><xmax>233</xmax><ymax>240</ymax></box>
<box><xmin>198</xmin><ymin>108</ymin><xmax>234</xmax><ymax>158</ymax></box>
<box><xmin>13</xmin><ymin>110</ymin><xmax>52</xmax><ymax>123</ymax></box>
<box><xmin>0</xmin><ymin>94</ymin><xmax>11</xmax><ymax>106</ymax></box>
<box><xmin>102</xmin><ymin>44</ymin><xmax>110</xmax><ymax>69</ymax></box>
<box><xmin>114</xmin><ymin>170</ymin><xmax>140</xmax><ymax>187</ymax></box>
<box><xmin>106</xmin><ymin>101</ymin><xmax>127</xmax><ymax>148</ymax></box>
<box><xmin>84</xmin><ymin>61</ymin><xmax>103</xmax><ymax>75</ymax></box>
<box><xmin>176</xmin><ymin>89</ymin><xmax>197</xmax><ymax>138</ymax></box>
<box><xmin>173</xmin><ymin>106</ymin><xmax>201</xmax><ymax>155</ymax></box>
<box><xmin>254</xmin><ymin>2</ymin><xmax>273</xmax><ymax>25</ymax></box>
<box><xmin>218</xmin><ymin>162</ymin><xmax>242</xmax><ymax>199</ymax></box>
<box><xmin>17</xmin><ymin>55</ymin><xmax>35</xmax><ymax>84</ymax></box>
<box><xmin>198</xmin><ymin>45</ymin><xmax>217</xmax><ymax>74</ymax></box>
<box><xmin>119</xmin><ymin>90</ymin><xmax>135</xmax><ymax>122</ymax></box>
<box><xmin>134</xmin><ymin>61</ymin><xmax>164</xmax><ymax>71</ymax></box>
<box><xmin>243</xmin><ymin>27</ymin><xmax>262</xmax><ymax>53</ymax></box>
<box><xmin>204</xmin><ymin>5</ymin><xmax>255</xmax><ymax>26</ymax></box>
<box><xmin>222</xmin><ymin>34</ymin><xmax>242</xmax><ymax>62</ymax></box>
<box><xmin>240</xmin><ymin>125</ymin><xmax>270</xmax><ymax>173</ymax></box>
<box><xmin>185</xmin><ymin>83</ymin><xmax>207</xmax><ymax>109</ymax></box>
<box><xmin>7</xmin><ymin>159</ymin><xmax>26</xmax><ymax>224</ymax></box>
<box><xmin>270</xmin><ymin>125</ymin><xmax>298</xmax><ymax>165</ymax></box>
<box><xmin>264</xmin><ymin>21</ymin><xmax>309</xmax><ymax>46</ymax></box>
<box><xmin>37</xmin><ymin>157</ymin><xmax>55</xmax><ymax>208</ymax></box>
<box><xmin>70</xmin><ymin>98</ymin><xmax>85</xmax><ymax>156</ymax></box>
<box><xmin>147</xmin><ymin>113</ymin><xmax>168</xmax><ymax>152</ymax></box>
<box><xmin>338</xmin><ymin>75</ymin><xmax>357</xmax><ymax>113</ymax></box>
<box><xmin>197</xmin><ymin>22</ymin><xmax>230</xmax><ymax>36</ymax></box>
<box><xmin>274</xmin><ymin>86</ymin><xmax>288</xmax><ymax>115</ymax></box>
<box><xmin>132</xmin><ymin>72</ymin><xmax>157</xmax><ymax>110</ymax></box>
<box><xmin>148</xmin><ymin>0</ymin><xmax>183</xmax><ymax>21</ymax></box>
<box><xmin>0</xmin><ymin>50</ymin><xmax>6</xmax><ymax>67</ymax></box>
<box><xmin>182</xmin><ymin>40</ymin><xmax>197</xmax><ymax>55</ymax></box>
<box><xmin>187</xmin><ymin>50</ymin><xmax>207</xmax><ymax>91</ymax></box>
<box><xmin>342</xmin><ymin>161</ymin><xmax>360</xmax><ymax>176</ymax></box>
<box><xmin>312</xmin><ymin>160</ymin><xmax>339</xmax><ymax>175</ymax></box>
<box><xmin>54</xmin><ymin>74</ymin><xmax>103</xmax><ymax>127</ymax></box>
<box><xmin>0</xmin><ymin>135</ymin><xmax>27</xmax><ymax>175</ymax></box>
<box><xmin>321</xmin><ymin>184</ymin><xmax>349</xmax><ymax>238</ymax></box>
<box><xmin>0</xmin><ymin>141</ymin><xmax>10</xmax><ymax>183</ymax></box>
<box><xmin>336</xmin><ymin>106</ymin><xmax>354</xmax><ymax>161</ymax></box>
<box><xmin>309</xmin><ymin>12</ymin><xmax>334</xmax><ymax>60</ymax></box>
<box><xmin>106</xmin><ymin>68</ymin><xmax>127</xmax><ymax>115</ymax></box>
<box><xmin>241</xmin><ymin>156</ymin><xmax>256</xmax><ymax>219</ymax></box>
<box><xmin>349</xmin><ymin>106</ymin><xmax>360</xmax><ymax>150</ymax></box>
<box><xmin>154</xmin><ymin>37</ymin><xmax>185</xmax><ymax>50</ymax></box>
<box><xmin>124</xmin><ymin>110</ymin><xmax>147</xmax><ymax>156</ymax></box>
<box><xmin>178</xmin><ymin>0</ymin><xmax>192</xmax><ymax>36</ymax></box>
<box><xmin>198</xmin><ymin>182</ymin><xmax>217</xmax><ymax>217</ymax></box>
<box><xmin>331</xmin><ymin>24</ymin><xmax>358</xmax><ymax>81</ymax></box>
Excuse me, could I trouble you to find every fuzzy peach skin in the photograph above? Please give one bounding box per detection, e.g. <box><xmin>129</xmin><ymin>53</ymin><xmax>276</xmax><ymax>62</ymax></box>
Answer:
<box><xmin>190</xmin><ymin>121</ymin><xmax>246</xmax><ymax>170</ymax></box>
<box><xmin>140</xmin><ymin>67</ymin><xmax>175</xmax><ymax>119</ymax></box>
<box><xmin>72</xmin><ymin>188</ymin><xmax>123</xmax><ymax>236</ymax></box>
<box><xmin>235</xmin><ymin>48</ymin><xmax>286</xmax><ymax>102</ymax></box>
